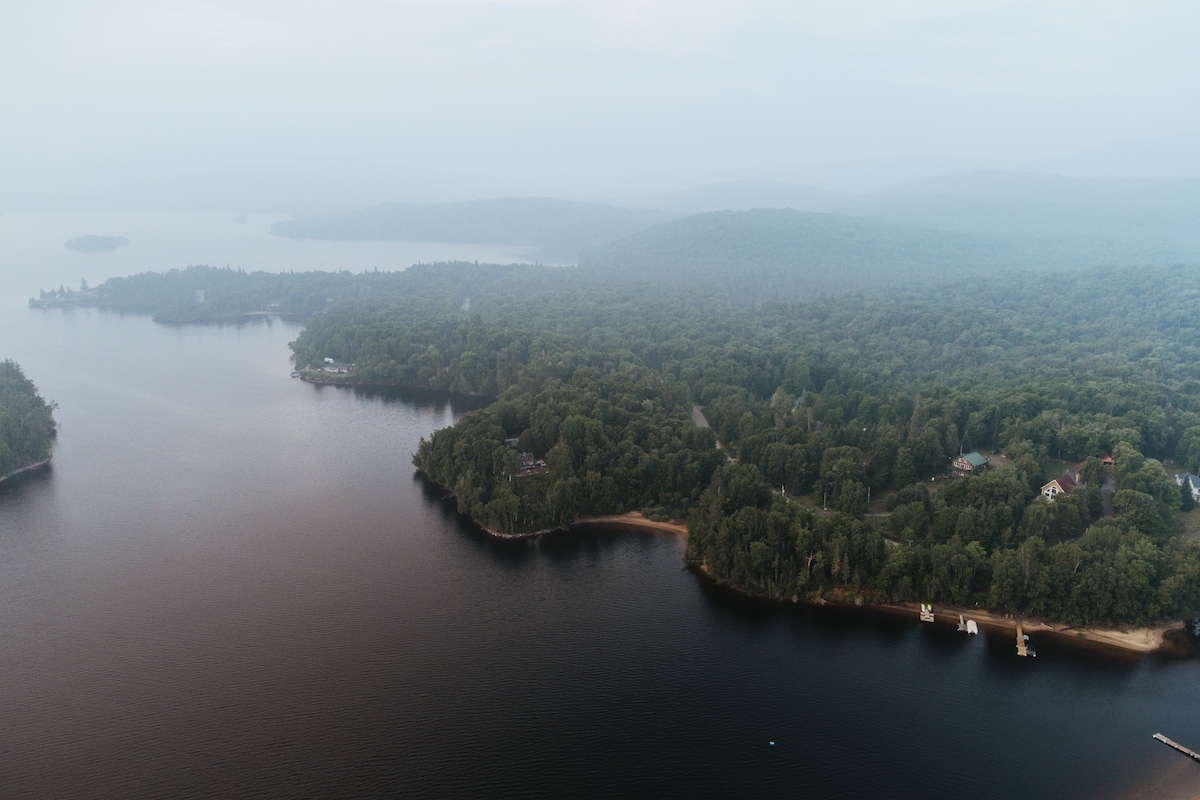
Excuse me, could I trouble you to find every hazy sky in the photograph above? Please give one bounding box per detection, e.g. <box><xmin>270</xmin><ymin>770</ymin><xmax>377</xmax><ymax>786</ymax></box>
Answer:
<box><xmin>4</xmin><ymin>0</ymin><xmax>1199</xmax><ymax>198</ymax></box>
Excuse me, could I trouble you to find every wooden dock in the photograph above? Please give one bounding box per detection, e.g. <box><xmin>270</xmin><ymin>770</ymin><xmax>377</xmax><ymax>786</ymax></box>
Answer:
<box><xmin>1016</xmin><ymin>620</ymin><xmax>1027</xmax><ymax>657</ymax></box>
<box><xmin>1154</xmin><ymin>733</ymin><xmax>1200</xmax><ymax>763</ymax></box>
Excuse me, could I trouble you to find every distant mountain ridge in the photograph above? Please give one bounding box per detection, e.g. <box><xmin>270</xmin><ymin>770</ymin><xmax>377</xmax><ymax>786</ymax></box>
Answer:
<box><xmin>627</xmin><ymin>173</ymin><xmax>1200</xmax><ymax>266</ymax></box>
<box><xmin>271</xmin><ymin>197</ymin><xmax>678</xmax><ymax>260</ymax></box>
<box><xmin>269</xmin><ymin>170</ymin><xmax>1200</xmax><ymax>276</ymax></box>
<box><xmin>634</xmin><ymin>180</ymin><xmax>841</xmax><ymax>214</ymax></box>
<box><xmin>579</xmin><ymin>209</ymin><xmax>1015</xmax><ymax>303</ymax></box>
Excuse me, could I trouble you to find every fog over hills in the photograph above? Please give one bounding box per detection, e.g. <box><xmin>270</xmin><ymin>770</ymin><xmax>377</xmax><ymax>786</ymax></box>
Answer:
<box><xmin>633</xmin><ymin>181</ymin><xmax>843</xmax><ymax>214</ymax></box>
<box><xmin>6</xmin><ymin>2</ymin><xmax>1197</xmax><ymax>287</ymax></box>
<box><xmin>578</xmin><ymin>209</ymin><xmax>1014</xmax><ymax>302</ymax></box>
<box><xmin>6</xmin><ymin>133</ymin><xmax>1200</xmax><ymax>218</ymax></box>
<box><xmin>268</xmin><ymin>162</ymin><xmax>1200</xmax><ymax>271</ymax></box>
<box><xmin>271</xmin><ymin>198</ymin><xmax>678</xmax><ymax>263</ymax></box>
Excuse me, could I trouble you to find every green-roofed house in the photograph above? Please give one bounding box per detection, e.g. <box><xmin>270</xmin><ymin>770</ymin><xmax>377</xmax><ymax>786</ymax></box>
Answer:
<box><xmin>951</xmin><ymin>451</ymin><xmax>990</xmax><ymax>476</ymax></box>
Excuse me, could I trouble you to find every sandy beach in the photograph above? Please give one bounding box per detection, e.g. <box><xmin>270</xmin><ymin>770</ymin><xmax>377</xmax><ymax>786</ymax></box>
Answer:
<box><xmin>554</xmin><ymin>513</ymin><xmax>1184</xmax><ymax>656</ymax></box>
<box><xmin>0</xmin><ymin>457</ymin><xmax>51</xmax><ymax>485</ymax></box>
<box><xmin>574</xmin><ymin>512</ymin><xmax>688</xmax><ymax>538</ymax></box>
<box><xmin>422</xmin><ymin>468</ymin><xmax>1186</xmax><ymax>658</ymax></box>
<box><xmin>875</xmin><ymin>601</ymin><xmax>1180</xmax><ymax>654</ymax></box>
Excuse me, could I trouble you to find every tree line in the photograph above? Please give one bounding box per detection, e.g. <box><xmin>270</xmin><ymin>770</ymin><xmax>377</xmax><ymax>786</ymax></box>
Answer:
<box><xmin>0</xmin><ymin>360</ymin><xmax>56</xmax><ymax>478</ymax></box>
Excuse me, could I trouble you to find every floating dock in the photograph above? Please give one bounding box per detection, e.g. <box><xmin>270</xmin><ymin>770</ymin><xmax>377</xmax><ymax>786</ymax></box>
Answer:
<box><xmin>1153</xmin><ymin>733</ymin><xmax>1200</xmax><ymax>763</ymax></box>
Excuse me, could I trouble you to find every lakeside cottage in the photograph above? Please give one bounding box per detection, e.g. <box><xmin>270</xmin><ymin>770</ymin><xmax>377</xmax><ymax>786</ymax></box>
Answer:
<box><xmin>518</xmin><ymin>452</ymin><xmax>547</xmax><ymax>471</ymax></box>
<box><xmin>320</xmin><ymin>356</ymin><xmax>353</xmax><ymax>374</ymax></box>
<box><xmin>1041</xmin><ymin>473</ymin><xmax>1077</xmax><ymax>501</ymax></box>
<box><xmin>1176</xmin><ymin>473</ymin><xmax>1200</xmax><ymax>503</ymax></box>
<box><xmin>951</xmin><ymin>452</ymin><xmax>989</xmax><ymax>476</ymax></box>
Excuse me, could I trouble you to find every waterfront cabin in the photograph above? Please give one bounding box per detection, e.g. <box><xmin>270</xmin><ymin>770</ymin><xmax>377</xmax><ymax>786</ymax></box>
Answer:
<box><xmin>951</xmin><ymin>452</ymin><xmax>989</xmax><ymax>476</ymax></box>
<box><xmin>1176</xmin><ymin>473</ymin><xmax>1200</xmax><ymax>503</ymax></box>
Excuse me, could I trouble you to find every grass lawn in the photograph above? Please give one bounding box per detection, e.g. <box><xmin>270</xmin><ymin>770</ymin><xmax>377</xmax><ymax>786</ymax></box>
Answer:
<box><xmin>1044</xmin><ymin>458</ymin><xmax>1068</xmax><ymax>481</ymax></box>
<box><xmin>1178</xmin><ymin>508</ymin><xmax>1200</xmax><ymax>541</ymax></box>
<box><xmin>867</xmin><ymin>489</ymin><xmax>895</xmax><ymax>515</ymax></box>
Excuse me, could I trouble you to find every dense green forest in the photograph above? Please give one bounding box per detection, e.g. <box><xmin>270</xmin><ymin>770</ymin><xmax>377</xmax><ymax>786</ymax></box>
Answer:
<box><xmin>415</xmin><ymin>372</ymin><xmax>724</xmax><ymax>533</ymax></box>
<box><xmin>293</xmin><ymin>261</ymin><xmax>1200</xmax><ymax>626</ymax></box>
<box><xmin>0</xmin><ymin>361</ymin><xmax>56</xmax><ymax>477</ymax></box>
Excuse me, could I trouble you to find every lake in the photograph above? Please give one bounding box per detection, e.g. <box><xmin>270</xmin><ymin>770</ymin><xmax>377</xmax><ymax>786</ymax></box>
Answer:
<box><xmin>1</xmin><ymin>212</ymin><xmax>1199</xmax><ymax>798</ymax></box>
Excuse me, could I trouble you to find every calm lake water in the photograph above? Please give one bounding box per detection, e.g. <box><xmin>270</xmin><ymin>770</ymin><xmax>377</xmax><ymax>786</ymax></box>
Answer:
<box><xmin>2</xmin><ymin>213</ymin><xmax>1200</xmax><ymax>798</ymax></box>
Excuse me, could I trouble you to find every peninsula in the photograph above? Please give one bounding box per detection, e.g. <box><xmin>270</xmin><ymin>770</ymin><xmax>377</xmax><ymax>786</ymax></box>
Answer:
<box><xmin>39</xmin><ymin>231</ymin><xmax>1200</xmax><ymax>643</ymax></box>
<box><xmin>382</xmin><ymin>257</ymin><xmax>1200</xmax><ymax>639</ymax></box>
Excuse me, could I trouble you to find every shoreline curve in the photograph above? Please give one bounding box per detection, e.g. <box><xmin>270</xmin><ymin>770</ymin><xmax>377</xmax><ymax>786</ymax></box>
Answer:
<box><xmin>417</xmin><ymin>470</ymin><xmax>1183</xmax><ymax>657</ymax></box>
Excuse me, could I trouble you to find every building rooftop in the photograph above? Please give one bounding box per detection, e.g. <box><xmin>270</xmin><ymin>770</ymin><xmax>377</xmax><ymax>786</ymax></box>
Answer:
<box><xmin>961</xmin><ymin>452</ymin><xmax>989</xmax><ymax>468</ymax></box>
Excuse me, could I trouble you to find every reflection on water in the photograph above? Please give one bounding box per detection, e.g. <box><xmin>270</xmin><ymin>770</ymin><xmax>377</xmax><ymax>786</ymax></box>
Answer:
<box><xmin>0</xmin><ymin>304</ymin><xmax>1197</xmax><ymax>797</ymax></box>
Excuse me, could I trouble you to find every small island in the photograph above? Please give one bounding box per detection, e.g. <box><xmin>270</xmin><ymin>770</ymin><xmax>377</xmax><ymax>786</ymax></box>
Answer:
<box><xmin>64</xmin><ymin>234</ymin><xmax>129</xmax><ymax>253</ymax></box>
<box><xmin>0</xmin><ymin>360</ymin><xmax>56</xmax><ymax>482</ymax></box>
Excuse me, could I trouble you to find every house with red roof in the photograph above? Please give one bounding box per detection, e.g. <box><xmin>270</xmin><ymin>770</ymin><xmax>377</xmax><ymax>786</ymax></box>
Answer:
<box><xmin>1041</xmin><ymin>472</ymin><xmax>1077</xmax><ymax>502</ymax></box>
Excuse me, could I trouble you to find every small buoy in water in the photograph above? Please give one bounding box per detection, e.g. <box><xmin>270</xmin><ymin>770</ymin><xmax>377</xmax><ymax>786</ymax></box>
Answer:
<box><xmin>769</xmin><ymin>741</ymin><xmax>775</xmax><ymax>747</ymax></box>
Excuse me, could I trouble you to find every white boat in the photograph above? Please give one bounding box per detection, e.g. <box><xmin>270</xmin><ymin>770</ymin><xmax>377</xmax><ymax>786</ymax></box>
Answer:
<box><xmin>966</xmin><ymin>619</ymin><xmax>979</xmax><ymax>635</ymax></box>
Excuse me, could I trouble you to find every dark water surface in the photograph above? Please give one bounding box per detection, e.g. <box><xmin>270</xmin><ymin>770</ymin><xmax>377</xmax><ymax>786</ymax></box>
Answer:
<box><xmin>3</xmin><ymin>305</ymin><xmax>1200</xmax><ymax>799</ymax></box>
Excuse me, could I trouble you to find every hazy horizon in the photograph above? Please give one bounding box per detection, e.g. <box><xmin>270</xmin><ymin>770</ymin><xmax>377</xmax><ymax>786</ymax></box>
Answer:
<box><xmin>3</xmin><ymin>2</ymin><xmax>1199</xmax><ymax>212</ymax></box>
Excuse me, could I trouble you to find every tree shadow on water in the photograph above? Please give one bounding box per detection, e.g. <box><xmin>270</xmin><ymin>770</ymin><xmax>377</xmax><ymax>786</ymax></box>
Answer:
<box><xmin>0</xmin><ymin>461</ymin><xmax>53</xmax><ymax>508</ymax></box>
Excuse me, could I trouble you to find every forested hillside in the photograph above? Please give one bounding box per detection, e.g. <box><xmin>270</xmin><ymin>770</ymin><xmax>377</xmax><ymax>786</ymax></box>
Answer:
<box><xmin>0</xmin><ymin>360</ymin><xmax>56</xmax><ymax>477</ymax></box>
<box><xmin>579</xmin><ymin>209</ymin><xmax>1014</xmax><ymax>301</ymax></box>
<box><xmin>292</xmin><ymin>261</ymin><xmax>1200</xmax><ymax>625</ymax></box>
<box><xmin>631</xmin><ymin>174</ymin><xmax>1200</xmax><ymax>268</ymax></box>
